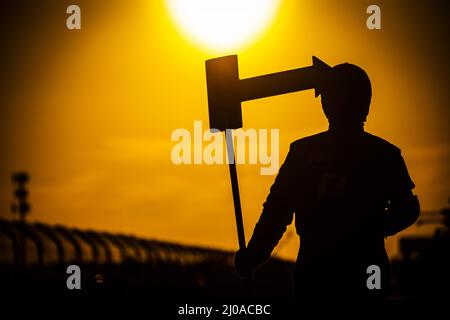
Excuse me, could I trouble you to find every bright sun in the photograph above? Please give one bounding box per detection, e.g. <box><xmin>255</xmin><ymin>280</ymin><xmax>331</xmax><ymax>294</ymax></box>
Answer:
<box><xmin>166</xmin><ymin>0</ymin><xmax>280</xmax><ymax>51</ymax></box>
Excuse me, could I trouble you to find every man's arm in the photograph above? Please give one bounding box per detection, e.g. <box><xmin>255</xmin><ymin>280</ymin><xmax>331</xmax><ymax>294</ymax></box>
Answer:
<box><xmin>383</xmin><ymin>150</ymin><xmax>420</xmax><ymax>237</ymax></box>
<box><xmin>234</xmin><ymin>144</ymin><xmax>297</xmax><ymax>277</ymax></box>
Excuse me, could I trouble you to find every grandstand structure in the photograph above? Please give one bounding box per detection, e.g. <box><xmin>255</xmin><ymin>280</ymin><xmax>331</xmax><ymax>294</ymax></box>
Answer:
<box><xmin>0</xmin><ymin>218</ymin><xmax>294</xmax><ymax>301</ymax></box>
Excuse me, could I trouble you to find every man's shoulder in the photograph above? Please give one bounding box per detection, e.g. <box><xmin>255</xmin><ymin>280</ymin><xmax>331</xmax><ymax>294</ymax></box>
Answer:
<box><xmin>289</xmin><ymin>131</ymin><xmax>402</xmax><ymax>155</ymax></box>
<box><xmin>362</xmin><ymin>132</ymin><xmax>401</xmax><ymax>154</ymax></box>
<box><xmin>290</xmin><ymin>131</ymin><xmax>329</xmax><ymax>149</ymax></box>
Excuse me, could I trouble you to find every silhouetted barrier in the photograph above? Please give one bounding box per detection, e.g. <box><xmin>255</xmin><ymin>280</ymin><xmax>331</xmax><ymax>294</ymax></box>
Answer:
<box><xmin>0</xmin><ymin>219</ymin><xmax>238</xmax><ymax>268</ymax></box>
<box><xmin>0</xmin><ymin>218</ymin><xmax>294</xmax><ymax>301</ymax></box>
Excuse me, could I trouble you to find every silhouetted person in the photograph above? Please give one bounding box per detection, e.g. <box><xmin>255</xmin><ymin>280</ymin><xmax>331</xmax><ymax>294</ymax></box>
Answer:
<box><xmin>234</xmin><ymin>63</ymin><xmax>420</xmax><ymax>301</ymax></box>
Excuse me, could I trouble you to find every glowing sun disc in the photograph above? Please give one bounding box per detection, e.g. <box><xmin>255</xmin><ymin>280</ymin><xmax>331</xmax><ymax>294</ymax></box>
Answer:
<box><xmin>166</xmin><ymin>0</ymin><xmax>280</xmax><ymax>51</ymax></box>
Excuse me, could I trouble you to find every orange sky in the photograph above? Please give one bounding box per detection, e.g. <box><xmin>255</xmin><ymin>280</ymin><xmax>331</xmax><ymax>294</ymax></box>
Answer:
<box><xmin>0</xmin><ymin>0</ymin><xmax>449</xmax><ymax>260</ymax></box>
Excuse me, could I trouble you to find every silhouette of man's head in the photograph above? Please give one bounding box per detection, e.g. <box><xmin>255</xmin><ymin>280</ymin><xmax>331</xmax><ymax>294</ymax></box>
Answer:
<box><xmin>321</xmin><ymin>63</ymin><xmax>372</xmax><ymax>126</ymax></box>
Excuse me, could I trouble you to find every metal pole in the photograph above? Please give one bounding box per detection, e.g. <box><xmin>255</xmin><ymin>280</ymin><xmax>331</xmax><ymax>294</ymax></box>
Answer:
<box><xmin>225</xmin><ymin>129</ymin><xmax>246</xmax><ymax>250</ymax></box>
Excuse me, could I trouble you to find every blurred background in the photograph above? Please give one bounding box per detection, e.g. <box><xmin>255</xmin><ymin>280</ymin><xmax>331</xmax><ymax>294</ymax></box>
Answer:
<box><xmin>0</xmin><ymin>0</ymin><xmax>449</xmax><ymax>301</ymax></box>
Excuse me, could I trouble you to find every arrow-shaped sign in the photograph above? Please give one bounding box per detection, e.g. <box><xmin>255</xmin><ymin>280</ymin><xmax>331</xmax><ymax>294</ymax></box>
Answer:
<box><xmin>206</xmin><ymin>55</ymin><xmax>331</xmax><ymax>132</ymax></box>
<box><xmin>205</xmin><ymin>55</ymin><xmax>332</xmax><ymax>250</ymax></box>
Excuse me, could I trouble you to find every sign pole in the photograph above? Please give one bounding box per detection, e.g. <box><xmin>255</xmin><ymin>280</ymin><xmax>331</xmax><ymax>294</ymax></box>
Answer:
<box><xmin>225</xmin><ymin>129</ymin><xmax>246</xmax><ymax>250</ymax></box>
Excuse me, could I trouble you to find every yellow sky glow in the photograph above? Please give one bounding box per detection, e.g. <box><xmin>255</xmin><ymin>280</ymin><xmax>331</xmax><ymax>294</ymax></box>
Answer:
<box><xmin>0</xmin><ymin>0</ymin><xmax>448</xmax><ymax>261</ymax></box>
